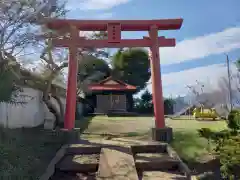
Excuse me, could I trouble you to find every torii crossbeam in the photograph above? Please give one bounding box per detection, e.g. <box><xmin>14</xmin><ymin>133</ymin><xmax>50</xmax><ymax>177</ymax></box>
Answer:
<box><xmin>45</xmin><ymin>18</ymin><xmax>183</xmax><ymax>142</ymax></box>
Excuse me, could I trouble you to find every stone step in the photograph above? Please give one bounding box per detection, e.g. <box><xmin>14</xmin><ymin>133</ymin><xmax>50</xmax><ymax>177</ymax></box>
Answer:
<box><xmin>97</xmin><ymin>147</ymin><xmax>139</xmax><ymax>180</ymax></box>
<box><xmin>49</xmin><ymin>143</ymin><xmax>191</xmax><ymax>180</ymax></box>
<box><xmin>65</xmin><ymin>146</ymin><xmax>101</xmax><ymax>155</ymax></box>
<box><xmin>50</xmin><ymin>171</ymin><xmax>97</xmax><ymax>180</ymax></box>
<box><xmin>135</xmin><ymin>160</ymin><xmax>180</xmax><ymax>172</ymax></box>
<box><xmin>134</xmin><ymin>152</ymin><xmax>172</xmax><ymax>163</ymax></box>
<box><xmin>56</xmin><ymin>154</ymin><xmax>99</xmax><ymax>173</ymax></box>
<box><xmin>131</xmin><ymin>144</ymin><xmax>168</xmax><ymax>155</ymax></box>
<box><xmin>134</xmin><ymin>152</ymin><xmax>181</xmax><ymax>174</ymax></box>
<box><xmin>140</xmin><ymin>171</ymin><xmax>187</xmax><ymax>180</ymax></box>
<box><xmin>56</xmin><ymin>163</ymin><xmax>99</xmax><ymax>173</ymax></box>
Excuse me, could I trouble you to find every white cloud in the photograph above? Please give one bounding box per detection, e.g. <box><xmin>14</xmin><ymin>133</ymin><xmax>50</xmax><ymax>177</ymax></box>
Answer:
<box><xmin>144</xmin><ymin>63</ymin><xmax>238</xmax><ymax>97</ymax></box>
<box><xmin>67</xmin><ymin>0</ymin><xmax>130</xmax><ymax>10</ymax></box>
<box><xmin>96</xmin><ymin>12</ymin><xmax>113</xmax><ymax>19</ymax></box>
<box><xmin>161</xmin><ymin>27</ymin><xmax>240</xmax><ymax>65</ymax></box>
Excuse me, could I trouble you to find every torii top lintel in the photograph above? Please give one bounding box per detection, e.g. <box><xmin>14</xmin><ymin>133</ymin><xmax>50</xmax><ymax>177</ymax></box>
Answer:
<box><xmin>45</xmin><ymin>18</ymin><xmax>183</xmax><ymax>48</ymax></box>
<box><xmin>45</xmin><ymin>18</ymin><xmax>183</xmax><ymax>31</ymax></box>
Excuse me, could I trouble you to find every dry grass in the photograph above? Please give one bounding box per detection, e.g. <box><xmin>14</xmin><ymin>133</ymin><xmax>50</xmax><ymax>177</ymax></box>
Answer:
<box><xmin>76</xmin><ymin>115</ymin><xmax>226</xmax><ymax>134</ymax></box>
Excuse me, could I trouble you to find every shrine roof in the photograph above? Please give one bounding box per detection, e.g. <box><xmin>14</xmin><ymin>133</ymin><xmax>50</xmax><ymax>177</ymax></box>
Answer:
<box><xmin>88</xmin><ymin>76</ymin><xmax>137</xmax><ymax>91</ymax></box>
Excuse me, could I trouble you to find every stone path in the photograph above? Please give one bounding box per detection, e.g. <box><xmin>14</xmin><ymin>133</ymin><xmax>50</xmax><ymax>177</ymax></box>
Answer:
<box><xmin>45</xmin><ymin>138</ymin><xmax>191</xmax><ymax>180</ymax></box>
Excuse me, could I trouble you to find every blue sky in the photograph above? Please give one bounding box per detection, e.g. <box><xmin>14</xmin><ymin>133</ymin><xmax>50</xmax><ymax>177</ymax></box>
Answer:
<box><xmin>65</xmin><ymin>0</ymin><xmax>240</xmax><ymax>97</ymax></box>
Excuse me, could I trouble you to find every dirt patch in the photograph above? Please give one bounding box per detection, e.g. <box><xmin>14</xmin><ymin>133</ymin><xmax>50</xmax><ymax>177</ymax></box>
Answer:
<box><xmin>188</xmin><ymin>158</ymin><xmax>220</xmax><ymax>175</ymax></box>
<box><xmin>60</xmin><ymin>154</ymin><xmax>100</xmax><ymax>166</ymax></box>
<box><xmin>50</xmin><ymin>171</ymin><xmax>97</xmax><ymax>180</ymax></box>
<box><xmin>141</xmin><ymin>171</ymin><xmax>186</xmax><ymax>180</ymax></box>
<box><xmin>70</xmin><ymin>144</ymin><xmax>97</xmax><ymax>147</ymax></box>
<box><xmin>76</xmin><ymin>172</ymin><xmax>97</xmax><ymax>180</ymax></box>
<box><xmin>135</xmin><ymin>153</ymin><xmax>169</xmax><ymax>163</ymax></box>
<box><xmin>84</xmin><ymin>119</ymin><xmax>155</xmax><ymax>134</ymax></box>
<box><xmin>86</xmin><ymin>138</ymin><xmax>142</xmax><ymax>147</ymax></box>
<box><xmin>73</xmin><ymin>154</ymin><xmax>100</xmax><ymax>164</ymax></box>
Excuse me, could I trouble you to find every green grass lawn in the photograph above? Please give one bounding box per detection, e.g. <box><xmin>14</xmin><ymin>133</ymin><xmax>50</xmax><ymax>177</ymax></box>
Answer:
<box><xmin>168</xmin><ymin>119</ymin><xmax>227</xmax><ymax>163</ymax></box>
<box><xmin>76</xmin><ymin>115</ymin><xmax>227</xmax><ymax>165</ymax></box>
<box><xmin>0</xmin><ymin>126</ymin><xmax>68</xmax><ymax>179</ymax></box>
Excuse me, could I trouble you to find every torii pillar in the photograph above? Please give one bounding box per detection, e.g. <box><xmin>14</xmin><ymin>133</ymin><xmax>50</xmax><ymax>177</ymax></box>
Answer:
<box><xmin>149</xmin><ymin>26</ymin><xmax>171</xmax><ymax>142</ymax></box>
<box><xmin>45</xmin><ymin>18</ymin><xmax>183</xmax><ymax>142</ymax></box>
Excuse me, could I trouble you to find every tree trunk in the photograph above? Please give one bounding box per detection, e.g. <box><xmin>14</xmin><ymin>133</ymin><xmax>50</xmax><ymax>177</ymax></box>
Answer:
<box><xmin>52</xmin><ymin>95</ymin><xmax>64</xmax><ymax>125</ymax></box>
<box><xmin>43</xmin><ymin>96</ymin><xmax>61</xmax><ymax>129</ymax></box>
<box><xmin>42</xmin><ymin>77</ymin><xmax>61</xmax><ymax>129</ymax></box>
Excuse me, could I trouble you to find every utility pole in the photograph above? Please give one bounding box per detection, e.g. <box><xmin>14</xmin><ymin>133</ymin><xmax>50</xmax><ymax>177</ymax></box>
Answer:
<box><xmin>186</xmin><ymin>85</ymin><xmax>193</xmax><ymax>119</ymax></box>
<box><xmin>226</xmin><ymin>54</ymin><xmax>233</xmax><ymax>111</ymax></box>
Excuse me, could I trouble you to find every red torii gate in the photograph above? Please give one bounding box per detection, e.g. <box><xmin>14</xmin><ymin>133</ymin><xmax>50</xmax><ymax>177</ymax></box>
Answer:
<box><xmin>45</xmin><ymin>18</ymin><xmax>183</xmax><ymax>141</ymax></box>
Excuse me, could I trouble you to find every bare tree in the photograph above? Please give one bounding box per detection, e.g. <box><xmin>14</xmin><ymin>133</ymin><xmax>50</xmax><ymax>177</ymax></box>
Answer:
<box><xmin>223</xmin><ymin>61</ymin><xmax>240</xmax><ymax>107</ymax></box>
<box><xmin>37</xmin><ymin>39</ymin><xmax>69</xmax><ymax>128</ymax></box>
<box><xmin>37</xmin><ymin>28</ymin><xmax>110</xmax><ymax>129</ymax></box>
<box><xmin>233</xmin><ymin>60</ymin><xmax>240</xmax><ymax>100</ymax></box>
<box><xmin>0</xmin><ymin>0</ymin><xmax>66</xmax><ymax>95</ymax></box>
<box><xmin>187</xmin><ymin>80</ymin><xmax>217</xmax><ymax>108</ymax></box>
<box><xmin>186</xmin><ymin>77</ymin><xmax>234</xmax><ymax>117</ymax></box>
<box><xmin>0</xmin><ymin>0</ymin><xmax>69</xmax><ymax>129</ymax></box>
<box><xmin>0</xmin><ymin>0</ymin><xmax>66</xmax><ymax>60</ymax></box>
<box><xmin>218</xmin><ymin>77</ymin><xmax>233</xmax><ymax>111</ymax></box>
<box><xmin>0</xmin><ymin>1</ymin><xmax>112</xmax><ymax>129</ymax></box>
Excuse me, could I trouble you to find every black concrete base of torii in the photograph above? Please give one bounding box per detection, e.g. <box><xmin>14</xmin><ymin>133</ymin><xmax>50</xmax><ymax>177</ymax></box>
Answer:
<box><xmin>151</xmin><ymin>127</ymin><xmax>173</xmax><ymax>143</ymax></box>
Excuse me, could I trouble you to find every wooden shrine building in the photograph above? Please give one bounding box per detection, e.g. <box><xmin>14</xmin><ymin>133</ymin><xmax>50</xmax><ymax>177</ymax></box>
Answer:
<box><xmin>86</xmin><ymin>76</ymin><xmax>137</xmax><ymax>114</ymax></box>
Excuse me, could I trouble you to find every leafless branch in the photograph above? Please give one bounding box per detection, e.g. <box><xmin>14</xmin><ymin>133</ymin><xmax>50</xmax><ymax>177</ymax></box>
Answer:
<box><xmin>0</xmin><ymin>0</ymin><xmax>66</xmax><ymax>62</ymax></box>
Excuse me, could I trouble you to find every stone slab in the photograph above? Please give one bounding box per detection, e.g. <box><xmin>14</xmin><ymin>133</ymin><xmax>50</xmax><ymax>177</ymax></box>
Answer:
<box><xmin>97</xmin><ymin>148</ymin><xmax>139</xmax><ymax>180</ymax></box>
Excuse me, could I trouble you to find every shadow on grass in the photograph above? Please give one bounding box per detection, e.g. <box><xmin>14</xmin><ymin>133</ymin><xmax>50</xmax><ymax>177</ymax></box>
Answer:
<box><xmin>170</xmin><ymin>117</ymin><xmax>224</xmax><ymax>122</ymax></box>
<box><xmin>75</xmin><ymin>115</ymin><xmax>95</xmax><ymax>135</ymax></box>
<box><xmin>122</xmin><ymin>131</ymin><xmax>146</xmax><ymax>137</ymax></box>
<box><xmin>195</xmin><ymin>119</ymin><xmax>224</xmax><ymax>122</ymax></box>
<box><xmin>171</xmin><ymin>130</ymin><xmax>221</xmax><ymax>178</ymax></box>
<box><xmin>106</xmin><ymin>113</ymin><xmax>153</xmax><ymax>117</ymax></box>
<box><xmin>0</xmin><ymin>125</ymin><xmax>69</xmax><ymax>179</ymax></box>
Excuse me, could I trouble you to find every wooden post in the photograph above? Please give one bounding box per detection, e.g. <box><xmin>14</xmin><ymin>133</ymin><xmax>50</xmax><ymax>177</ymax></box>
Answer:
<box><xmin>149</xmin><ymin>25</ymin><xmax>165</xmax><ymax>128</ymax></box>
<box><xmin>64</xmin><ymin>26</ymin><xmax>79</xmax><ymax>130</ymax></box>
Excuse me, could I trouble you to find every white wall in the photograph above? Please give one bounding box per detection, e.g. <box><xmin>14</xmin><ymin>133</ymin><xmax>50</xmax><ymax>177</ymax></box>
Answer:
<box><xmin>0</xmin><ymin>87</ymin><xmax>67</xmax><ymax>128</ymax></box>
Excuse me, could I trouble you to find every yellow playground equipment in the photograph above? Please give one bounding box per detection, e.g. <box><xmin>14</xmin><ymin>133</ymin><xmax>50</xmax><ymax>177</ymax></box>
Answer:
<box><xmin>193</xmin><ymin>107</ymin><xmax>218</xmax><ymax>120</ymax></box>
